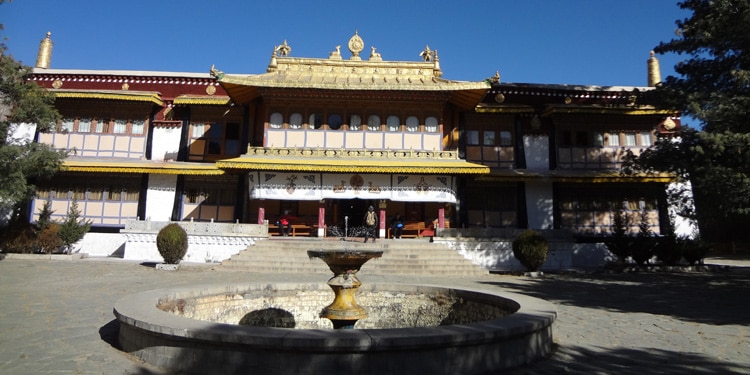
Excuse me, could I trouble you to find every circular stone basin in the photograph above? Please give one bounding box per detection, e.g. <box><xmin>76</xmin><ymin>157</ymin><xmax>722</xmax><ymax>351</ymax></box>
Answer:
<box><xmin>114</xmin><ymin>283</ymin><xmax>556</xmax><ymax>374</ymax></box>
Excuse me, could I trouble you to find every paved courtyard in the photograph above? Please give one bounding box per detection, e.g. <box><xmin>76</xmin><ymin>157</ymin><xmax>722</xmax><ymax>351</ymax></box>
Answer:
<box><xmin>0</xmin><ymin>256</ymin><xmax>748</xmax><ymax>374</ymax></box>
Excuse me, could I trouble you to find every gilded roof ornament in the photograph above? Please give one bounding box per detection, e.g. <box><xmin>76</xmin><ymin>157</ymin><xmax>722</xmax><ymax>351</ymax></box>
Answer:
<box><xmin>35</xmin><ymin>32</ymin><xmax>53</xmax><ymax>69</ymax></box>
<box><xmin>276</xmin><ymin>40</ymin><xmax>292</xmax><ymax>56</ymax></box>
<box><xmin>329</xmin><ymin>45</ymin><xmax>342</xmax><ymax>60</ymax></box>
<box><xmin>369</xmin><ymin>46</ymin><xmax>382</xmax><ymax>62</ymax></box>
<box><xmin>647</xmin><ymin>50</ymin><xmax>661</xmax><ymax>87</ymax></box>
<box><xmin>209</xmin><ymin>64</ymin><xmax>224</xmax><ymax>79</ymax></box>
<box><xmin>419</xmin><ymin>45</ymin><xmax>434</xmax><ymax>62</ymax></box>
<box><xmin>347</xmin><ymin>31</ymin><xmax>364</xmax><ymax>61</ymax></box>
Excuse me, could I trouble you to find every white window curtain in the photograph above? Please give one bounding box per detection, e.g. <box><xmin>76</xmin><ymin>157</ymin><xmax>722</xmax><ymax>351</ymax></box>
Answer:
<box><xmin>289</xmin><ymin>113</ymin><xmax>302</xmax><ymax>129</ymax></box>
<box><xmin>405</xmin><ymin>116</ymin><xmax>419</xmax><ymax>132</ymax></box>
<box><xmin>269</xmin><ymin>112</ymin><xmax>283</xmax><ymax>129</ymax></box>
<box><xmin>425</xmin><ymin>116</ymin><xmax>439</xmax><ymax>132</ymax></box>
<box><xmin>640</xmin><ymin>132</ymin><xmax>653</xmax><ymax>146</ymax></box>
<box><xmin>367</xmin><ymin>115</ymin><xmax>380</xmax><ymax>131</ymax></box>
<box><xmin>349</xmin><ymin>114</ymin><xmax>361</xmax><ymax>131</ymax></box>
<box><xmin>113</xmin><ymin>119</ymin><xmax>127</xmax><ymax>134</ymax></box>
<box><xmin>131</xmin><ymin>120</ymin><xmax>145</xmax><ymax>135</ymax></box>
<box><xmin>61</xmin><ymin>118</ymin><xmax>76</xmax><ymax>132</ymax></box>
<box><xmin>386</xmin><ymin>115</ymin><xmax>400</xmax><ymax>131</ymax></box>
<box><xmin>607</xmin><ymin>133</ymin><xmax>620</xmax><ymax>146</ymax></box>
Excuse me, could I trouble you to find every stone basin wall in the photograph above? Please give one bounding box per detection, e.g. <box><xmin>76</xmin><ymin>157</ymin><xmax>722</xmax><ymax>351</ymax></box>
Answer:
<box><xmin>157</xmin><ymin>285</ymin><xmax>516</xmax><ymax>329</ymax></box>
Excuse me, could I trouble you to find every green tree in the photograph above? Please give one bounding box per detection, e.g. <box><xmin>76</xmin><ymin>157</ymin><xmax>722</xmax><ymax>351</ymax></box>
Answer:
<box><xmin>0</xmin><ymin>6</ymin><xmax>66</xmax><ymax>230</ymax></box>
<box><xmin>629</xmin><ymin>0</ymin><xmax>750</xmax><ymax>241</ymax></box>
<box><xmin>57</xmin><ymin>199</ymin><xmax>90</xmax><ymax>253</ymax></box>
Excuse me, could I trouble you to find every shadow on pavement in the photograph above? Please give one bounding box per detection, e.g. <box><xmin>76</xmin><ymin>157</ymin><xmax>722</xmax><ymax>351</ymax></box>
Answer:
<box><xmin>482</xmin><ymin>269</ymin><xmax>750</xmax><ymax>326</ymax></box>
<box><xmin>507</xmin><ymin>345</ymin><xmax>750</xmax><ymax>374</ymax></box>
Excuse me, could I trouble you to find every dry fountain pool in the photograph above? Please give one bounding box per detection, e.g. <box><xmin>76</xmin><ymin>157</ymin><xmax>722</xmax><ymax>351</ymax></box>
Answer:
<box><xmin>113</xmin><ymin>249</ymin><xmax>557</xmax><ymax>374</ymax></box>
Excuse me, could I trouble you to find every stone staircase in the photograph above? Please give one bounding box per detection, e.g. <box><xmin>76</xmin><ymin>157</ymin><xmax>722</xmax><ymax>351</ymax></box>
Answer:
<box><xmin>219</xmin><ymin>238</ymin><xmax>489</xmax><ymax>277</ymax></box>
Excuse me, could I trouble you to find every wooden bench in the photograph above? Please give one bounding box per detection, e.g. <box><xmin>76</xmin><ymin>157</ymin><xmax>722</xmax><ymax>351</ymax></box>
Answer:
<box><xmin>268</xmin><ymin>223</ymin><xmax>313</xmax><ymax>237</ymax></box>
<box><xmin>388</xmin><ymin>222</ymin><xmax>425</xmax><ymax>238</ymax></box>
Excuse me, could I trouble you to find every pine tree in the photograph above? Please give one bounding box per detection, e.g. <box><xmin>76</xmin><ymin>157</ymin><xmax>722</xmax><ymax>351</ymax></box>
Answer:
<box><xmin>629</xmin><ymin>0</ymin><xmax>750</xmax><ymax>241</ymax></box>
<box><xmin>57</xmin><ymin>199</ymin><xmax>90</xmax><ymax>253</ymax></box>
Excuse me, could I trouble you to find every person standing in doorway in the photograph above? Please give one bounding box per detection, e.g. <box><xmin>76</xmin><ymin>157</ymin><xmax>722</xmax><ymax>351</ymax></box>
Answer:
<box><xmin>363</xmin><ymin>205</ymin><xmax>378</xmax><ymax>243</ymax></box>
<box><xmin>390</xmin><ymin>213</ymin><xmax>404</xmax><ymax>239</ymax></box>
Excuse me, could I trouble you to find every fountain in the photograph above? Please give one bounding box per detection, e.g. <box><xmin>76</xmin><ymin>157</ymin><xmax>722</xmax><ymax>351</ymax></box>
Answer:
<box><xmin>113</xmin><ymin>243</ymin><xmax>557</xmax><ymax>374</ymax></box>
<box><xmin>307</xmin><ymin>249</ymin><xmax>383</xmax><ymax>329</ymax></box>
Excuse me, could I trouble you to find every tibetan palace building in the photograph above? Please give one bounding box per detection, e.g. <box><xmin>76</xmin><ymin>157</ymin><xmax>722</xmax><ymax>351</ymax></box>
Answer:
<box><xmin>22</xmin><ymin>32</ymin><xmax>690</xmax><ymax>267</ymax></box>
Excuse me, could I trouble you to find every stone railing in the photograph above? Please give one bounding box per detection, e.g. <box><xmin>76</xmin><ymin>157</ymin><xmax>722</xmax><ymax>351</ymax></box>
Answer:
<box><xmin>122</xmin><ymin>219</ymin><xmax>266</xmax><ymax>237</ymax></box>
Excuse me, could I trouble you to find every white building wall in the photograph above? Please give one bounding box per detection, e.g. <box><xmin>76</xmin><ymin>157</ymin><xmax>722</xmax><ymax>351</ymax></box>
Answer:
<box><xmin>523</xmin><ymin>135</ymin><xmax>549</xmax><ymax>170</ymax></box>
<box><xmin>150</xmin><ymin>126</ymin><xmax>182</xmax><ymax>161</ymax></box>
<box><xmin>525</xmin><ymin>182</ymin><xmax>554</xmax><ymax>230</ymax></box>
<box><xmin>145</xmin><ymin>174</ymin><xmax>178</xmax><ymax>221</ymax></box>
<box><xmin>667</xmin><ymin>181</ymin><xmax>700</xmax><ymax>238</ymax></box>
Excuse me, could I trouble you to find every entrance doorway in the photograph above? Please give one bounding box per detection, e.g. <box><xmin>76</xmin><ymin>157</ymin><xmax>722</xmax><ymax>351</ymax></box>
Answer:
<box><xmin>338</xmin><ymin>198</ymin><xmax>373</xmax><ymax>228</ymax></box>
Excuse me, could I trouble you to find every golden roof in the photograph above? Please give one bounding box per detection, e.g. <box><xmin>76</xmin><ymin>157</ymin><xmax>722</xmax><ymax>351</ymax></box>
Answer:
<box><xmin>172</xmin><ymin>95</ymin><xmax>231</xmax><ymax>105</ymax></box>
<box><xmin>212</xmin><ymin>32</ymin><xmax>489</xmax><ymax>109</ymax></box>
<box><xmin>62</xmin><ymin>158</ymin><xmax>224</xmax><ymax>175</ymax></box>
<box><xmin>216</xmin><ymin>147</ymin><xmax>489</xmax><ymax>175</ymax></box>
<box><xmin>476</xmin><ymin>169</ymin><xmax>674</xmax><ymax>183</ymax></box>
<box><xmin>51</xmin><ymin>89</ymin><xmax>163</xmax><ymax>106</ymax></box>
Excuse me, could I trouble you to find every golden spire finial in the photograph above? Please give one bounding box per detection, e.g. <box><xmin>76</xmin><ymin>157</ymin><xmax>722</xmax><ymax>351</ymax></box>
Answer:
<box><xmin>647</xmin><ymin>50</ymin><xmax>662</xmax><ymax>87</ymax></box>
<box><xmin>35</xmin><ymin>32</ymin><xmax>53</xmax><ymax>69</ymax></box>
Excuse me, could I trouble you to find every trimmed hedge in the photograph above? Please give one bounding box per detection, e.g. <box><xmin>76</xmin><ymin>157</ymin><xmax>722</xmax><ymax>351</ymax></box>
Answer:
<box><xmin>156</xmin><ymin>223</ymin><xmax>188</xmax><ymax>264</ymax></box>
<box><xmin>512</xmin><ymin>230</ymin><xmax>549</xmax><ymax>272</ymax></box>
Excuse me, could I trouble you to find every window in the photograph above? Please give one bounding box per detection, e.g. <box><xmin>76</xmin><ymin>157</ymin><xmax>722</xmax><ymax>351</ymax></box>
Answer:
<box><xmin>113</xmin><ymin>119</ymin><xmax>127</xmax><ymax>134</ymax></box>
<box><xmin>593</xmin><ymin>132</ymin><xmax>604</xmax><ymax>147</ymax></box>
<box><xmin>483</xmin><ymin>130</ymin><xmax>496</xmax><ymax>146</ymax></box>
<box><xmin>328</xmin><ymin>114</ymin><xmax>343</xmax><ymax>130</ymax></box>
<box><xmin>309</xmin><ymin>113</ymin><xmax>323</xmax><ymax>129</ymax></box>
<box><xmin>561</xmin><ymin>131</ymin><xmax>572</xmax><ymax>146</ymax></box>
<box><xmin>499</xmin><ymin>131</ymin><xmax>513</xmax><ymax>146</ymax></box>
<box><xmin>207</xmin><ymin>123</ymin><xmax>223</xmax><ymax>154</ymax></box>
<box><xmin>466</xmin><ymin>130</ymin><xmax>479</xmax><ymax>145</ymax></box>
<box><xmin>75</xmin><ymin>118</ymin><xmax>90</xmax><ymax>132</ymax></box>
<box><xmin>625</xmin><ymin>133</ymin><xmax>637</xmax><ymax>146</ymax></box>
<box><xmin>269</xmin><ymin>112</ymin><xmax>283</xmax><ymax>129</ymax></box>
<box><xmin>94</xmin><ymin>118</ymin><xmax>107</xmax><ymax>133</ymax></box>
<box><xmin>386</xmin><ymin>115</ymin><xmax>400</xmax><ymax>131</ymax></box>
<box><xmin>60</xmin><ymin>118</ymin><xmax>74</xmax><ymax>132</ymax></box>
<box><xmin>607</xmin><ymin>133</ymin><xmax>620</xmax><ymax>146</ymax></box>
<box><xmin>575</xmin><ymin>131</ymin><xmax>588</xmax><ymax>146</ymax></box>
<box><xmin>405</xmin><ymin>116</ymin><xmax>419</xmax><ymax>132</ymax></box>
<box><xmin>131</xmin><ymin>120</ymin><xmax>144</xmax><ymax>135</ymax></box>
<box><xmin>640</xmin><ymin>132</ymin><xmax>653</xmax><ymax>146</ymax></box>
<box><xmin>349</xmin><ymin>114</ymin><xmax>361</xmax><ymax>131</ymax></box>
<box><xmin>425</xmin><ymin>116</ymin><xmax>438</xmax><ymax>132</ymax></box>
<box><xmin>367</xmin><ymin>115</ymin><xmax>380</xmax><ymax>130</ymax></box>
<box><xmin>225</xmin><ymin>123</ymin><xmax>240</xmax><ymax>155</ymax></box>
<box><xmin>289</xmin><ymin>113</ymin><xmax>303</xmax><ymax>129</ymax></box>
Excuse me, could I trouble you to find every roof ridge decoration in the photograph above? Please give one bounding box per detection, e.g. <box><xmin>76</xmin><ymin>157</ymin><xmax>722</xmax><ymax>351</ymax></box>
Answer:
<box><xmin>257</xmin><ymin>31</ymin><xmax>445</xmax><ymax>77</ymax></box>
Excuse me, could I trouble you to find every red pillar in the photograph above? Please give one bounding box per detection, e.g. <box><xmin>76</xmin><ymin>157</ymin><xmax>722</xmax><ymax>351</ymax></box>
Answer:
<box><xmin>258</xmin><ymin>205</ymin><xmax>265</xmax><ymax>225</ymax></box>
<box><xmin>379</xmin><ymin>208</ymin><xmax>386</xmax><ymax>238</ymax></box>
<box><xmin>318</xmin><ymin>202</ymin><xmax>326</xmax><ymax>237</ymax></box>
<box><xmin>438</xmin><ymin>207</ymin><xmax>445</xmax><ymax>229</ymax></box>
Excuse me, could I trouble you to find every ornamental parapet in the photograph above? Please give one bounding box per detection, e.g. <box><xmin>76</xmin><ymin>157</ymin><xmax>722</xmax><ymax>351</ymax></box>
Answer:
<box><xmin>245</xmin><ymin>147</ymin><xmax>459</xmax><ymax>160</ymax></box>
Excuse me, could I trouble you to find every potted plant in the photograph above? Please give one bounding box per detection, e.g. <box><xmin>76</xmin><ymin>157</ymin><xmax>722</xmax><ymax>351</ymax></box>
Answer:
<box><xmin>156</xmin><ymin>223</ymin><xmax>188</xmax><ymax>270</ymax></box>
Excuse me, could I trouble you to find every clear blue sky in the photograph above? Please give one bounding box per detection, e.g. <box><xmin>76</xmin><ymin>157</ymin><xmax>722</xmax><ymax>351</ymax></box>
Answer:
<box><xmin>3</xmin><ymin>0</ymin><xmax>690</xmax><ymax>87</ymax></box>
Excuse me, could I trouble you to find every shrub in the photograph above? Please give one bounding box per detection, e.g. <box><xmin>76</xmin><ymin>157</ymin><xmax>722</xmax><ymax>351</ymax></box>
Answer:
<box><xmin>512</xmin><ymin>230</ymin><xmax>549</xmax><ymax>272</ymax></box>
<box><xmin>58</xmin><ymin>199</ymin><xmax>91</xmax><ymax>253</ymax></box>
<box><xmin>156</xmin><ymin>223</ymin><xmax>188</xmax><ymax>264</ymax></box>
<box><xmin>678</xmin><ymin>237</ymin><xmax>710</xmax><ymax>265</ymax></box>
<box><xmin>37</xmin><ymin>223</ymin><xmax>63</xmax><ymax>254</ymax></box>
<box><xmin>0</xmin><ymin>221</ymin><xmax>37</xmax><ymax>253</ymax></box>
<box><xmin>654</xmin><ymin>236</ymin><xmax>680</xmax><ymax>265</ymax></box>
<box><xmin>604</xmin><ymin>210</ymin><xmax>632</xmax><ymax>263</ymax></box>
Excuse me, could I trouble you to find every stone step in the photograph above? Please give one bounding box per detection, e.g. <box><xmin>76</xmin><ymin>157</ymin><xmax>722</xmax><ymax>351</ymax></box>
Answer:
<box><xmin>219</xmin><ymin>239</ymin><xmax>488</xmax><ymax>276</ymax></box>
